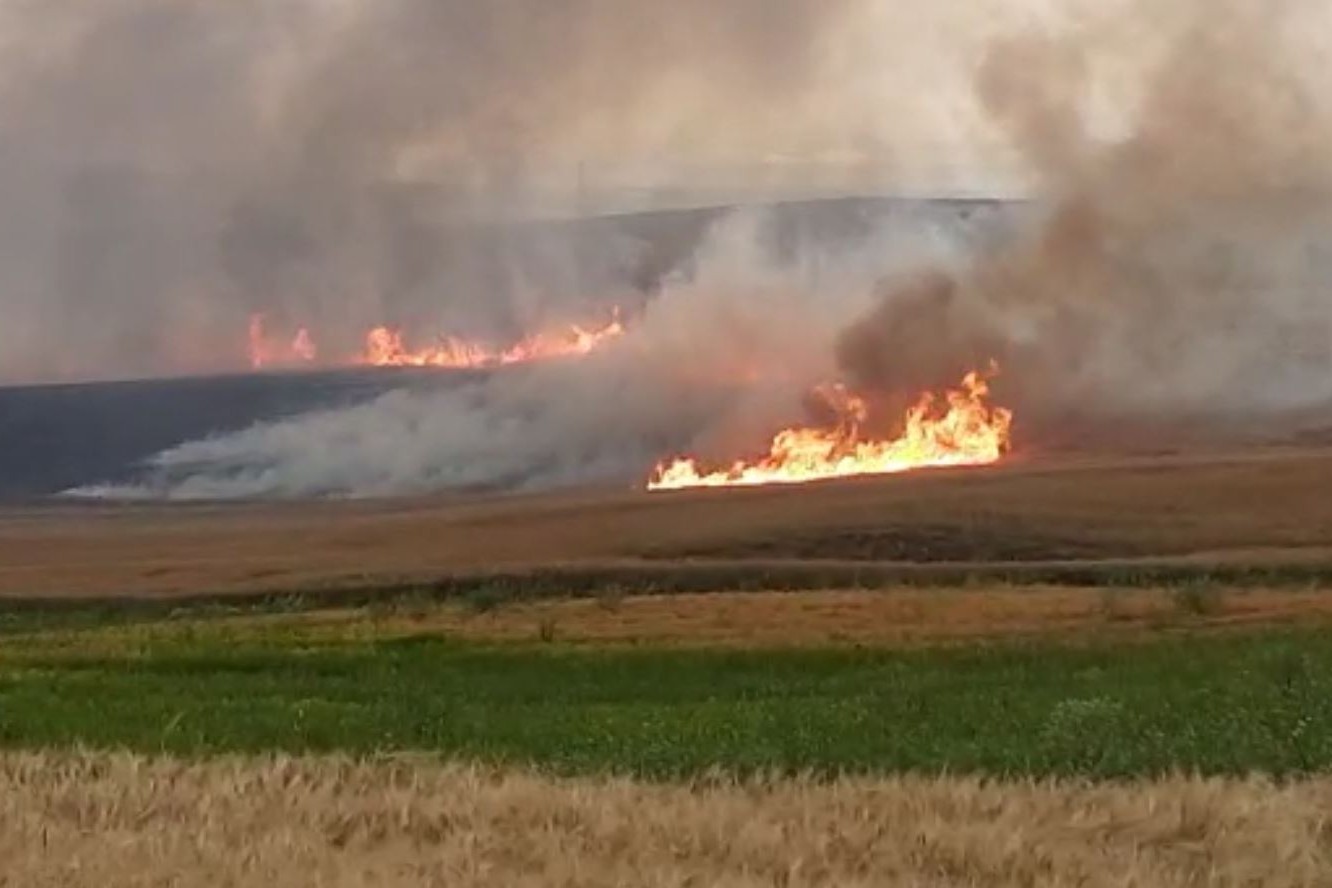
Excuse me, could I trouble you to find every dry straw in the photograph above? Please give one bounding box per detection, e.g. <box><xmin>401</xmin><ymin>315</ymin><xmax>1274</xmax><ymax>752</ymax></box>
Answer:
<box><xmin>1</xmin><ymin>752</ymin><xmax>1329</xmax><ymax>886</ymax></box>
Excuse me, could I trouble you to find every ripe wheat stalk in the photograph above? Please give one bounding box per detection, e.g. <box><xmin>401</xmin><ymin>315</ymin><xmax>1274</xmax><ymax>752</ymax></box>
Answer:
<box><xmin>1</xmin><ymin>752</ymin><xmax>1329</xmax><ymax>886</ymax></box>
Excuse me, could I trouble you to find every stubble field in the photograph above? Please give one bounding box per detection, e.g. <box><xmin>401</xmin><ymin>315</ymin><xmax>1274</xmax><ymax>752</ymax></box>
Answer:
<box><xmin>3</xmin><ymin>447</ymin><xmax>1332</xmax><ymax>603</ymax></box>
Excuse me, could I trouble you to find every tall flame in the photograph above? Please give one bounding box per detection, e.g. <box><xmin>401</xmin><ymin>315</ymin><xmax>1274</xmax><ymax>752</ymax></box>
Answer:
<box><xmin>358</xmin><ymin>310</ymin><xmax>625</xmax><ymax>369</ymax></box>
<box><xmin>647</xmin><ymin>369</ymin><xmax>1013</xmax><ymax>491</ymax></box>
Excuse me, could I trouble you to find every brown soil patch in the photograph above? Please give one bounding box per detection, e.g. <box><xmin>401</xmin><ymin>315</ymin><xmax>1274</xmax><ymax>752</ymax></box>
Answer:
<box><xmin>2</xmin><ymin>752</ymin><xmax>1328</xmax><ymax>887</ymax></box>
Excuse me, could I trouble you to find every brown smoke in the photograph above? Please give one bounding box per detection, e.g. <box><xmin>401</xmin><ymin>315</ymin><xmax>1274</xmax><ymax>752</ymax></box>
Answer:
<box><xmin>837</xmin><ymin>0</ymin><xmax>1332</xmax><ymax>443</ymax></box>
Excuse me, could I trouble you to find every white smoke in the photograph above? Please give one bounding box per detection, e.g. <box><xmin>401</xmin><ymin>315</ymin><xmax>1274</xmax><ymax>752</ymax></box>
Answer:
<box><xmin>834</xmin><ymin>0</ymin><xmax>1332</xmax><ymax>435</ymax></box>
<box><xmin>69</xmin><ymin>203</ymin><xmax>1005</xmax><ymax>499</ymax></box>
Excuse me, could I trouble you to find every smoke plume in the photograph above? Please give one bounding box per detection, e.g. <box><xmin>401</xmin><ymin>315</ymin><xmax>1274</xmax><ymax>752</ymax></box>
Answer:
<box><xmin>21</xmin><ymin>0</ymin><xmax>1332</xmax><ymax>499</ymax></box>
<box><xmin>76</xmin><ymin>204</ymin><xmax>999</xmax><ymax>498</ymax></box>
<box><xmin>838</xmin><ymin>0</ymin><xmax>1332</xmax><ymax>438</ymax></box>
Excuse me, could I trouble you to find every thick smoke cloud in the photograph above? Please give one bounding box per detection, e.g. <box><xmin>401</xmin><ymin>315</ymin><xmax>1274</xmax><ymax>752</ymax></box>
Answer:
<box><xmin>838</xmin><ymin>0</ymin><xmax>1332</xmax><ymax>436</ymax></box>
<box><xmin>75</xmin><ymin>204</ymin><xmax>1003</xmax><ymax>498</ymax></box>
<box><xmin>1</xmin><ymin>0</ymin><xmax>903</xmax><ymax>384</ymax></box>
<box><xmin>24</xmin><ymin>0</ymin><xmax>1332</xmax><ymax>499</ymax></box>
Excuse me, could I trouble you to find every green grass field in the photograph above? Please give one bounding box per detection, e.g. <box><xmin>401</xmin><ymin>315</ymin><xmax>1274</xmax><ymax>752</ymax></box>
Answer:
<box><xmin>2</xmin><ymin>617</ymin><xmax>1330</xmax><ymax>779</ymax></box>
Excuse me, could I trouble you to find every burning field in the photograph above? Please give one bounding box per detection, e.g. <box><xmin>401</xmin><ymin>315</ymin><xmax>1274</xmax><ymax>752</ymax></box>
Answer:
<box><xmin>24</xmin><ymin>0</ymin><xmax>1332</xmax><ymax>504</ymax></box>
<box><xmin>4</xmin><ymin>0</ymin><xmax>1332</xmax><ymax>884</ymax></box>
<box><xmin>647</xmin><ymin>369</ymin><xmax>1012</xmax><ymax>490</ymax></box>
<box><xmin>248</xmin><ymin>308</ymin><xmax>627</xmax><ymax>372</ymax></box>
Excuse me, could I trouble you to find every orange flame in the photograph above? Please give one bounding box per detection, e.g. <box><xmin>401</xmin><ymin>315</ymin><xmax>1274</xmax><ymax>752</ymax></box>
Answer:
<box><xmin>647</xmin><ymin>369</ymin><xmax>1013</xmax><ymax>491</ymax></box>
<box><xmin>291</xmin><ymin>328</ymin><xmax>317</xmax><ymax>362</ymax></box>
<box><xmin>248</xmin><ymin>314</ymin><xmax>317</xmax><ymax>370</ymax></box>
<box><xmin>245</xmin><ymin>309</ymin><xmax>625</xmax><ymax>372</ymax></box>
<box><xmin>358</xmin><ymin>310</ymin><xmax>625</xmax><ymax>369</ymax></box>
<box><xmin>361</xmin><ymin>327</ymin><xmax>492</xmax><ymax>368</ymax></box>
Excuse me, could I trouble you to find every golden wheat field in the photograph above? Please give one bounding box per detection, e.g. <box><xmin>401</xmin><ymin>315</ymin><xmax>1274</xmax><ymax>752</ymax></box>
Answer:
<box><xmin>0</xmin><ymin>752</ymin><xmax>1328</xmax><ymax>888</ymax></box>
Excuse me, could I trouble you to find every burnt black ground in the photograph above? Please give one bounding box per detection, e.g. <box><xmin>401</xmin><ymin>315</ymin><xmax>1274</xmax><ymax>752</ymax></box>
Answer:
<box><xmin>0</xmin><ymin>368</ymin><xmax>474</xmax><ymax>499</ymax></box>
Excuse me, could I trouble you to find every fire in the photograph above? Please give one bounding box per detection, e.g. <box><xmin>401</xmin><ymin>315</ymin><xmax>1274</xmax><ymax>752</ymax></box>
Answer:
<box><xmin>358</xmin><ymin>310</ymin><xmax>625</xmax><ymax>369</ymax></box>
<box><xmin>361</xmin><ymin>327</ymin><xmax>491</xmax><ymax>368</ymax></box>
<box><xmin>291</xmin><ymin>328</ymin><xmax>317</xmax><ymax>362</ymax></box>
<box><xmin>244</xmin><ymin>309</ymin><xmax>625</xmax><ymax>372</ymax></box>
<box><xmin>647</xmin><ymin>369</ymin><xmax>1013</xmax><ymax>491</ymax></box>
<box><xmin>248</xmin><ymin>314</ymin><xmax>317</xmax><ymax>370</ymax></box>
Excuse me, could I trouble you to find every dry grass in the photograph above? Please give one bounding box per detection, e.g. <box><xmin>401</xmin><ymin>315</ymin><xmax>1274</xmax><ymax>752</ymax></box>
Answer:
<box><xmin>203</xmin><ymin>586</ymin><xmax>1332</xmax><ymax>650</ymax></box>
<box><xmin>1</xmin><ymin>752</ymin><xmax>1328</xmax><ymax>887</ymax></box>
<box><xmin>4</xmin><ymin>449</ymin><xmax>1332</xmax><ymax>601</ymax></box>
<box><xmin>24</xmin><ymin>586</ymin><xmax>1332</xmax><ymax>656</ymax></box>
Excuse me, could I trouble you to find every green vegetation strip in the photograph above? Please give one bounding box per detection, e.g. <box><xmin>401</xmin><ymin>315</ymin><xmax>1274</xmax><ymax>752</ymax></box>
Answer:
<box><xmin>4</xmin><ymin>558</ymin><xmax>1332</xmax><ymax>635</ymax></box>
<box><xmin>1</xmin><ymin>622</ymin><xmax>1330</xmax><ymax>778</ymax></box>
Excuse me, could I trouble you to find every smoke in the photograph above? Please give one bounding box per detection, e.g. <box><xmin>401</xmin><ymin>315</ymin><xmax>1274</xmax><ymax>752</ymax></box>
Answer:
<box><xmin>26</xmin><ymin>0</ymin><xmax>1332</xmax><ymax>499</ymax></box>
<box><xmin>837</xmin><ymin>0</ymin><xmax>1332</xmax><ymax>435</ymax></box>
<box><xmin>0</xmin><ymin>0</ymin><xmax>1026</xmax><ymax>385</ymax></box>
<box><xmin>77</xmin><ymin>203</ymin><xmax>1002</xmax><ymax>498</ymax></box>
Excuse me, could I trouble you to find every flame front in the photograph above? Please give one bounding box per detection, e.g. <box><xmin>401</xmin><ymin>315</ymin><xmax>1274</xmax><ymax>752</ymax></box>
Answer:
<box><xmin>360</xmin><ymin>327</ymin><xmax>492</xmax><ymax>368</ymax></box>
<box><xmin>244</xmin><ymin>309</ymin><xmax>625</xmax><ymax>372</ymax></box>
<box><xmin>647</xmin><ymin>370</ymin><xmax>1013</xmax><ymax>491</ymax></box>
<box><xmin>358</xmin><ymin>310</ymin><xmax>625</xmax><ymax>369</ymax></box>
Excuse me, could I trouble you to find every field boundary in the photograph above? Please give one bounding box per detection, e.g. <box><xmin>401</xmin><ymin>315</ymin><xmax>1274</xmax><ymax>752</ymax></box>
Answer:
<box><xmin>4</xmin><ymin>555</ymin><xmax>1332</xmax><ymax>631</ymax></box>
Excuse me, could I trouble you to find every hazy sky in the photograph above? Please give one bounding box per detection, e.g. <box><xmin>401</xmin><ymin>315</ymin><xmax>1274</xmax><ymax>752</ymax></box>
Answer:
<box><xmin>0</xmin><ymin>0</ymin><xmax>1149</xmax><ymax>200</ymax></box>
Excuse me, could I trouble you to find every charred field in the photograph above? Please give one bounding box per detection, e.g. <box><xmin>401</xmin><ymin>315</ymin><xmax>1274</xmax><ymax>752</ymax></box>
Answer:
<box><xmin>0</xmin><ymin>365</ymin><xmax>484</xmax><ymax>500</ymax></box>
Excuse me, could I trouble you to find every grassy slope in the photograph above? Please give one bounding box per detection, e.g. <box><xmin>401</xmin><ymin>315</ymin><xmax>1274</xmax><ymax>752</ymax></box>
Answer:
<box><xmin>2</xmin><ymin>619</ymin><xmax>1331</xmax><ymax>778</ymax></box>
